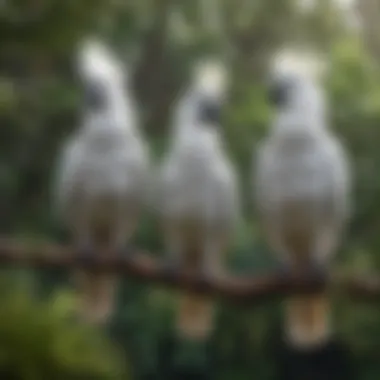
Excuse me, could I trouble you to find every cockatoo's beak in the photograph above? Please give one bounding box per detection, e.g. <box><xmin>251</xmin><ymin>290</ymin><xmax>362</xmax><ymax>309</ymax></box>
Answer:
<box><xmin>198</xmin><ymin>98</ymin><xmax>222</xmax><ymax>125</ymax></box>
<box><xmin>267</xmin><ymin>77</ymin><xmax>290</xmax><ymax>108</ymax></box>
<box><xmin>83</xmin><ymin>81</ymin><xmax>107</xmax><ymax>110</ymax></box>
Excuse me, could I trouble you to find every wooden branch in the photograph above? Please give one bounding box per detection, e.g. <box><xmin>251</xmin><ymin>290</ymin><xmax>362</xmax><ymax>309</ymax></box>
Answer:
<box><xmin>0</xmin><ymin>238</ymin><xmax>379</xmax><ymax>304</ymax></box>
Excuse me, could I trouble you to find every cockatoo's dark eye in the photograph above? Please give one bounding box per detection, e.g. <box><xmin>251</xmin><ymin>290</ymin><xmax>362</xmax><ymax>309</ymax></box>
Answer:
<box><xmin>198</xmin><ymin>98</ymin><xmax>222</xmax><ymax>124</ymax></box>
<box><xmin>267</xmin><ymin>74</ymin><xmax>296</xmax><ymax>107</ymax></box>
<box><xmin>83</xmin><ymin>81</ymin><xmax>106</xmax><ymax>110</ymax></box>
<box><xmin>268</xmin><ymin>78</ymin><xmax>291</xmax><ymax>107</ymax></box>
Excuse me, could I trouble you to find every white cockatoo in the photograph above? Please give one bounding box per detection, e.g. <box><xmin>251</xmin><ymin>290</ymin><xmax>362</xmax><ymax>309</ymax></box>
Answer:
<box><xmin>54</xmin><ymin>38</ymin><xmax>150</xmax><ymax>325</ymax></box>
<box><xmin>156</xmin><ymin>60</ymin><xmax>240</xmax><ymax>340</ymax></box>
<box><xmin>254</xmin><ymin>50</ymin><xmax>351</xmax><ymax>348</ymax></box>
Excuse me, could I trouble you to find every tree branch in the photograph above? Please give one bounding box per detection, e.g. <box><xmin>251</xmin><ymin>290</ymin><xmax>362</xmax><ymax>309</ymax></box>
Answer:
<box><xmin>0</xmin><ymin>238</ymin><xmax>379</xmax><ymax>304</ymax></box>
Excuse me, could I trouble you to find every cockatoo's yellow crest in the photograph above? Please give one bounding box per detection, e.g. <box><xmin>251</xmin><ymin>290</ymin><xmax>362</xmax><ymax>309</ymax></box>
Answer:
<box><xmin>271</xmin><ymin>48</ymin><xmax>327</xmax><ymax>82</ymax></box>
<box><xmin>193</xmin><ymin>59</ymin><xmax>227</xmax><ymax>95</ymax></box>
<box><xmin>77</xmin><ymin>38</ymin><xmax>124</xmax><ymax>82</ymax></box>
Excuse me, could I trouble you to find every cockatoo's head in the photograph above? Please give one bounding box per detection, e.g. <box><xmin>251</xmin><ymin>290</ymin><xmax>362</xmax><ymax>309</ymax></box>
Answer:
<box><xmin>77</xmin><ymin>38</ymin><xmax>126</xmax><ymax>111</ymax></box>
<box><xmin>191</xmin><ymin>59</ymin><xmax>228</xmax><ymax>125</ymax></box>
<box><xmin>267</xmin><ymin>49</ymin><xmax>327</xmax><ymax>114</ymax></box>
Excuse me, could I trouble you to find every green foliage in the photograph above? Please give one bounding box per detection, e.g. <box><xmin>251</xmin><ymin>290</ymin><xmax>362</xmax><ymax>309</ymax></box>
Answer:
<box><xmin>0</xmin><ymin>276</ymin><xmax>127</xmax><ymax>379</ymax></box>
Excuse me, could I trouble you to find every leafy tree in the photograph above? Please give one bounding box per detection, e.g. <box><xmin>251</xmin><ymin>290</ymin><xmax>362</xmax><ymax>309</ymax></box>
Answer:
<box><xmin>0</xmin><ymin>276</ymin><xmax>127</xmax><ymax>379</ymax></box>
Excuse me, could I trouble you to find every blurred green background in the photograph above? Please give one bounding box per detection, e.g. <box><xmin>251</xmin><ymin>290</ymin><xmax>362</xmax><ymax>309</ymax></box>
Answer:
<box><xmin>1</xmin><ymin>0</ymin><xmax>380</xmax><ymax>378</ymax></box>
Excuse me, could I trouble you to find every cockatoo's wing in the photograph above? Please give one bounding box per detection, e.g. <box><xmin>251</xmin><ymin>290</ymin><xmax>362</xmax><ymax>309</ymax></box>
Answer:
<box><xmin>53</xmin><ymin>134</ymin><xmax>84</xmax><ymax>224</ymax></box>
<box><xmin>312</xmin><ymin>135</ymin><xmax>351</xmax><ymax>260</ymax></box>
<box><xmin>212</xmin><ymin>160</ymin><xmax>241</xmax><ymax>231</ymax></box>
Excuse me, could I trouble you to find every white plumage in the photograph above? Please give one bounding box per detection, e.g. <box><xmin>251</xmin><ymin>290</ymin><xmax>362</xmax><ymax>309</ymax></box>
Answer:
<box><xmin>159</xmin><ymin>60</ymin><xmax>237</xmax><ymax>232</ymax></box>
<box><xmin>254</xmin><ymin>50</ymin><xmax>351</xmax><ymax>347</ymax></box>
<box><xmin>159</xmin><ymin>124</ymin><xmax>237</xmax><ymax>229</ymax></box>
<box><xmin>54</xmin><ymin>38</ymin><xmax>150</xmax><ymax>324</ymax></box>
<box><xmin>157</xmin><ymin>60</ymin><xmax>240</xmax><ymax>340</ymax></box>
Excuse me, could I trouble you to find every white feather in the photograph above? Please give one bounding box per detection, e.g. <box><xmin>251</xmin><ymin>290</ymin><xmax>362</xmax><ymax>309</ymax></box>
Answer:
<box><xmin>270</xmin><ymin>51</ymin><xmax>329</xmax><ymax>137</ymax></box>
<box><xmin>158</xmin><ymin>60</ymin><xmax>239</xmax><ymax>231</ymax></box>
<box><xmin>255</xmin><ymin>49</ymin><xmax>350</xmax><ymax>264</ymax></box>
<box><xmin>54</xmin><ymin>39</ymin><xmax>150</xmax><ymax>235</ymax></box>
<box><xmin>193</xmin><ymin>59</ymin><xmax>227</xmax><ymax>97</ymax></box>
<box><xmin>77</xmin><ymin>38</ymin><xmax>124</xmax><ymax>84</ymax></box>
<box><xmin>271</xmin><ymin>48</ymin><xmax>327</xmax><ymax>83</ymax></box>
<box><xmin>172</xmin><ymin>59</ymin><xmax>228</xmax><ymax>141</ymax></box>
<box><xmin>77</xmin><ymin>38</ymin><xmax>138</xmax><ymax>134</ymax></box>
